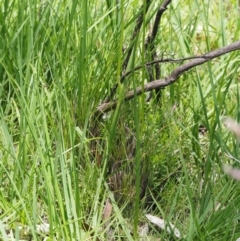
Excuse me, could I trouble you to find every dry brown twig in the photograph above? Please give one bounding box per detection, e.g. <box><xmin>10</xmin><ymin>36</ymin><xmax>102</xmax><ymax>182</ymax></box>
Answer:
<box><xmin>95</xmin><ymin>40</ymin><xmax>240</xmax><ymax>116</ymax></box>
<box><xmin>106</xmin><ymin>0</ymin><xmax>172</xmax><ymax>103</ymax></box>
<box><xmin>105</xmin><ymin>0</ymin><xmax>153</xmax><ymax>102</ymax></box>
<box><xmin>144</xmin><ymin>0</ymin><xmax>172</xmax><ymax>101</ymax></box>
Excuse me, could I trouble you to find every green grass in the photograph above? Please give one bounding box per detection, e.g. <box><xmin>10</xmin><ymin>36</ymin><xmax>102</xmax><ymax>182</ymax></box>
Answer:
<box><xmin>0</xmin><ymin>0</ymin><xmax>240</xmax><ymax>240</ymax></box>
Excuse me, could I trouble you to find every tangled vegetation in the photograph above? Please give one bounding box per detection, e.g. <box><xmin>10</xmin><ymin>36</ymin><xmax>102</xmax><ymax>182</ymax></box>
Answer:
<box><xmin>0</xmin><ymin>0</ymin><xmax>240</xmax><ymax>240</ymax></box>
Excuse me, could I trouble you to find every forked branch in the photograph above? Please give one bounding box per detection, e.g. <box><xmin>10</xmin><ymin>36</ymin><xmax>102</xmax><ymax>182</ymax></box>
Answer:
<box><xmin>95</xmin><ymin>40</ymin><xmax>240</xmax><ymax>116</ymax></box>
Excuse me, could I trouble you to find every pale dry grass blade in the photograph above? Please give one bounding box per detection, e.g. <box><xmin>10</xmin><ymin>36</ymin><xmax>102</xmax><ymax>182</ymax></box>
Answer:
<box><xmin>102</xmin><ymin>198</ymin><xmax>113</xmax><ymax>240</ymax></box>
<box><xmin>146</xmin><ymin>214</ymin><xmax>181</xmax><ymax>238</ymax></box>
<box><xmin>221</xmin><ymin>116</ymin><xmax>240</xmax><ymax>180</ymax></box>
<box><xmin>223</xmin><ymin>164</ymin><xmax>240</xmax><ymax>181</ymax></box>
<box><xmin>222</xmin><ymin>117</ymin><xmax>240</xmax><ymax>137</ymax></box>
<box><xmin>103</xmin><ymin>198</ymin><xmax>112</xmax><ymax>224</ymax></box>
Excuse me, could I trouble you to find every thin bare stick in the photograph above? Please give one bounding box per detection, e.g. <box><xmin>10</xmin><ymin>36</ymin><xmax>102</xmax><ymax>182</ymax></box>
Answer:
<box><xmin>122</xmin><ymin>0</ymin><xmax>152</xmax><ymax>71</ymax></box>
<box><xmin>105</xmin><ymin>0</ymin><xmax>152</xmax><ymax>102</ymax></box>
<box><xmin>145</xmin><ymin>0</ymin><xmax>172</xmax><ymax>46</ymax></box>
<box><xmin>144</xmin><ymin>0</ymin><xmax>172</xmax><ymax>102</ymax></box>
<box><xmin>120</xmin><ymin>55</ymin><xmax>207</xmax><ymax>84</ymax></box>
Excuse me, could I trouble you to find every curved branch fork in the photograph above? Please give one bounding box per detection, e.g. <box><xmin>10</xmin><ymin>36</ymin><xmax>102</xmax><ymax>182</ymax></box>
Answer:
<box><xmin>96</xmin><ymin>41</ymin><xmax>240</xmax><ymax>116</ymax></box>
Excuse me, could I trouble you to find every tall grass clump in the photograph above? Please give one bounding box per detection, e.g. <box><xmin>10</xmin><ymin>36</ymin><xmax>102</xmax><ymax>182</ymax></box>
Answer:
<box><xmin>0</xmin><ymin>0</ymin><xmax>240</xmax><ymax>240</ymax></box>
